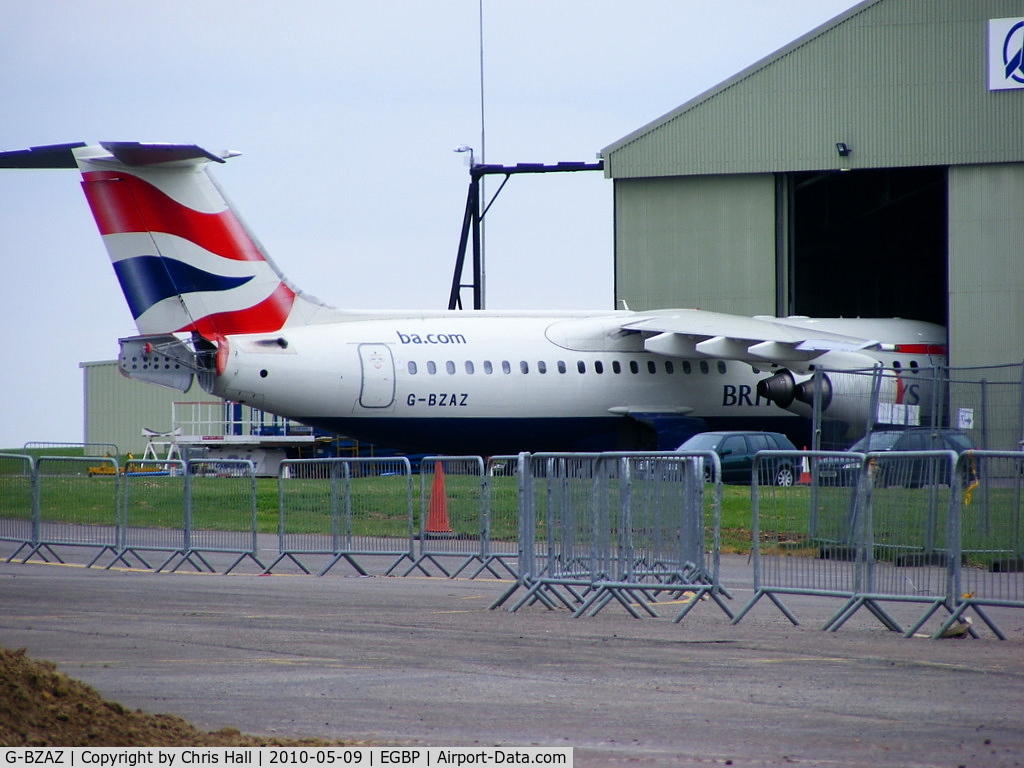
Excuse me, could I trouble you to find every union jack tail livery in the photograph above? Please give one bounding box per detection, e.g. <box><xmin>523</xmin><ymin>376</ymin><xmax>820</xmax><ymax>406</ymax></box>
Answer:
<box><xmin>73</xmin><ymin>142</ymin><xmax>319</xmax><ymax>338</ymax></box>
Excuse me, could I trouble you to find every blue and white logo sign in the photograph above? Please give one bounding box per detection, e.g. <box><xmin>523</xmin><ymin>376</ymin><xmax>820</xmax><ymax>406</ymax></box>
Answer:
<box><xmin>988</xmin><ymin>17</ymin><xmax>1024</xmax><ymax>90</ymax></box>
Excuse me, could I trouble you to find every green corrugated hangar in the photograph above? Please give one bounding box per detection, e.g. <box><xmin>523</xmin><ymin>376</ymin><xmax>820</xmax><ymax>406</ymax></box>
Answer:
<box><xmin>600</xmin><ymin>0</ymin><xmax>1024</xmax><ymax>371</ymax></box>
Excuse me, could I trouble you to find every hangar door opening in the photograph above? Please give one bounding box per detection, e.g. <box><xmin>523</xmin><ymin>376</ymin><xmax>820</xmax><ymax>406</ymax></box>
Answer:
<box><xmin>788</xmin><ymin>167</ymin><xmax>947</xmax><ymax>326</ymax></box>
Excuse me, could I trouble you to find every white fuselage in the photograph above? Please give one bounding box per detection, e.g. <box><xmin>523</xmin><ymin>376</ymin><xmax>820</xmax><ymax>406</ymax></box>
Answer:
<box><xmin>209</xmin><ymin>311</ymin><xmax>943</xmax><ymax>454</ymax></box>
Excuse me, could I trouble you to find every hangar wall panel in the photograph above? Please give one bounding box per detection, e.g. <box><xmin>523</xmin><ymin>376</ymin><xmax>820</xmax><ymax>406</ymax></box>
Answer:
<box><xmin>614</xmin><ymin>175</ymin><xmax>776</xmax><ymax>313</ymax></box>
<box><xmin>948</xmin><ymin>164</ymin><xmax>1024</xmax><ymax>370</ymax></box>
<box><xmin>603</xmin><ymin>0</ymin><xmax>1024</xmax><ymax>177</ymax></box>
<box><xmin>82</xmin><ymin>361</ymin><xmax>219</xmax><ymax>456</ymax></box>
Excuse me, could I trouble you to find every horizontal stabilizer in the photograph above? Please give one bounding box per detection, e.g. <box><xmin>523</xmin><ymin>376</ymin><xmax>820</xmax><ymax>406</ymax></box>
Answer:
<box><xmin>0</xmin><ymin>142</ymin><xmax>86</xmax><ymax>168</ymax></box>
<box><xmin>99</xmin><ymin>141</ymin><xmax>229</xmax><ymax>166</ymax></box>
<box><xmin>0</xmin><ymin>141</ymin><xmax>231</xmax><ymax>169</ymax></box>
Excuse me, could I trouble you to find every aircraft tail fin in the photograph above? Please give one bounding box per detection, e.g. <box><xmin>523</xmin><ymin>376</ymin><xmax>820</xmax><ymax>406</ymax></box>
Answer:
<box><xmin>70</xmin><ymin>142</ymin><xmax>314</xmax><ymax>338</ymax></box>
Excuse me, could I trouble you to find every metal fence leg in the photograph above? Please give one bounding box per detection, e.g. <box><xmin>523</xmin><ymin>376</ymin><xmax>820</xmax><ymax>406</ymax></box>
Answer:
<box><xmin>824</xmin><ymin>596</ymin><xmax>902</xmax><ymax>633</ymax></box>
<box><xmin>731</xmin><ymin>589</ymin><xmax>799</xmax><ymax>626</ymax></box>
<box><xmin>671</xmin><ymin>586</ymin><xmax>735</xmax><ymax>623</ymax></box>
<box><xmin>317</xmin><ymin>552</ymin><xmax>369</xmax><ymax>577</ymax></box>
<box><xmin>263</xmin><ymin>552</ymin><xmax>312</xmax><ymax>575</ymax></box>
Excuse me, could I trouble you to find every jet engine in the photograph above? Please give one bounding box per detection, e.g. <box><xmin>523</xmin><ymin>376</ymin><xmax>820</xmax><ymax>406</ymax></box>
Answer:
<box><xmin>757</xmin><ymin>367</ymin><xmax>913</xmax><ymax>437</ymax></box>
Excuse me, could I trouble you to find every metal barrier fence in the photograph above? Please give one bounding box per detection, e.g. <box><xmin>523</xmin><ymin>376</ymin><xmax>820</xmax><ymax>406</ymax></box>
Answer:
<box><xmin>1</xmin><ymin>456</ymin><xmax>261</xmax><ymax>574</ymax></box>
<box><xmin>481</xmin><ymin>455</ymin><xmax>525</xmax><ymax>579</ymax></box>
<box><xmin>118</xmin><ymin>459</ymin><xmax>188</xmax><ymax>571</ymax></box>
<box><xmin>24</xmin><ymin>441</ymin><xmax>120</xmax><ymax>458</ymax></box>
<box><xmin>266</xmin><ymin>457</ymin><xmax>414</xmax><ymax>576</ymax></box>
<box><xmin>946</xmin><ymin>366</ymin><xmax>1024</xmax><ymax>452</ymax></box>
<box><xmin>491</xmin><ymin>452</ymin><xmax>732</xmax><ymax>621</ymax></box>
<box><xmin>404</xmin><ymin>456</ymin><xmax>491</xmax><ymax>577</ymax></box>
<box><xmin>4</xmin><ymin>447</ymin><xmax>1023</xmax><ymax>639</ymax></box>
<box><xmin>944</xmin><ymin>451</ymin><xmax>1024</xmax><ymax>639</ymax></box>
<box><xmin>736</xmin><ymin>449</ymin><xmax>1010</xmax><ymax>637</ymax></box>
<box><xmin>35</xmin><ymin>456</ymin><xmax>120</xmax><ymax>567</ymax></box>
<box><xmin>810</xmin><ymin>362</ymin><xmax>1024</xmax><ymax>452</ymax></box>
<box><xmin>0</xmin><ymin>454</ymin><xmax>36</xmax><ymax>560</ymax></box>
<box><xmin>172</xmin><ymin>459</ymin><xmax>261</xmax><ymax>574</ymax></box>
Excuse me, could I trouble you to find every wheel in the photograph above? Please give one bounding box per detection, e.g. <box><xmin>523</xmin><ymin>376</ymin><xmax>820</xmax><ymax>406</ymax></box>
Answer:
<box><xmin>773</xmin><ymin>464</ymin><xmax>795</xmax><ymax>487</ymax></box>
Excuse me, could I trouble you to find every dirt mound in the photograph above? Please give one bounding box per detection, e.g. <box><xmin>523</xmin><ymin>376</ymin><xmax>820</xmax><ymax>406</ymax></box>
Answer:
<box><xmin>0</xmin><ymin>647</ymin><xmax>345</xmax><ymax>747</ymax></box>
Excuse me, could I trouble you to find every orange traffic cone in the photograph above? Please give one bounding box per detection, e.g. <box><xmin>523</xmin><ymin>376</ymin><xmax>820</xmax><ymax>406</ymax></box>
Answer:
<box><xmin>425</xmin><ymin>461</ymin><xmax>454</xmax><ymax>537</ymax></box>
<box><xmin>798</xmin><ymin>447</ymin><xmax>812</xmax><ymax>485</ymax></box>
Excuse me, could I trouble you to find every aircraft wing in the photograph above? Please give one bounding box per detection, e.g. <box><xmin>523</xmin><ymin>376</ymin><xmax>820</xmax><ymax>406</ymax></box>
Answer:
<box><xmin>622</xmin><ymin>309</ymin><xmax>883</xmax><ymax>371</ymax></box>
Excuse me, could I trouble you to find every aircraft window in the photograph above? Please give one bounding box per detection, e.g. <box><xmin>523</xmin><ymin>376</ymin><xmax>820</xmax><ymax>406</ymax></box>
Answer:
<box><xmin>647</xmin><ymin>360</ymin><xmax>657</xmax><ymax>374</ymax></box>
<box><xmin>502</xmin><ymin>361</ymin><xmax>511</xmax><ymax>374</ymax></box>
<box><xmin>717</xmin><ymin>361</ymin><xmax>727</xmax><ymax>374</ymax></box>
<box><xmin>664</xmin><ymin>361</ymin><xmax>674</xmax><ymax>374</ymax></box>
<box><xmin>557</xmin><ymin>361</ymin><xmax>567</xmax><ymax>374</ymax></box>
<box><xmin>465</xmin><ymin>361</ymin><xmax>475</xmax><ymax>374</ymax></box>
<box><xmin>595</xmin><ymin>361</ymin><xmax>604</xmax><ymax>374</ymax></box>
<box><xmin>407</xmin><ymin>361</ymin><xmax>418</xmax><ymax>375</ymax></box>
<box><xmin>483</xmin><ymin>360</ymin><xmax>493</xmax><ymax>374</ymax></box>
<box><xmin>612</xmin><ymin>361</ymin><xmax>621</xmax><ymax>374</ymax></box>
<box><xmin>630</xmin><ymin>361</ymin><xmax>639</xmax><ymax>374</ymax></box>
<box><xmin>682</xmin><ymin>361</ymin><xmax>692</xmax><ymax>374</ymax></box>
<box><xmin>577</xmin><ymin>361</ymin><xmax>586</xmax><ymax>374</ymax></box>
<box><xmin>446</xmin><ymin>361</ymin><xmax>456</xmax><ymax>375</ymax></box>
<box><xmin>893</xmin><ymin>361</ymin><xmax>901</xmax><ymax>369</ymax></box>
<box><xmin>699</xmin><ymin>361</ymin><xmax>709</xmax><ymax>374</ymax></box>
<box><xmin>427</xmin><ymin>361</ymin><xmax>437</xmax><ymax>375</ymax></box>
<box><xmin>520</xmin><ymin>361</ymin><xmax>529</xmax><ymax>374</ymax></box>
<box><xmin>910</xmin><ymin>360</ymin><xmax>919</xmax><ymax>370</ymax></box>
<box><xmin>537</xmin><ymin>361</ymin><xmax>547</xmax><ymax>374</ymax></box>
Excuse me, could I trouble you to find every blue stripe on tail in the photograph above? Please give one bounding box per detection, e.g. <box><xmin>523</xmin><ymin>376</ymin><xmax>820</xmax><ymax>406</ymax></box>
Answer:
<box><xmin>113</xmin><ymin>255</ymin><xmax>254</xmax><ymax>319</ymax></box>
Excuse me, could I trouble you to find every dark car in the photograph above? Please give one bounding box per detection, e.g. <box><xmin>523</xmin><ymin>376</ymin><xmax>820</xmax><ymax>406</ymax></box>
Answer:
<box><xmin>817</xmin><ymin>428</ymin><xmax>975</xmax><ymax>487</ymax></box>
<box><xmin>676</xmin><ymin>430</ymin><xmax>799</xmax><ymax>485</ymax></box>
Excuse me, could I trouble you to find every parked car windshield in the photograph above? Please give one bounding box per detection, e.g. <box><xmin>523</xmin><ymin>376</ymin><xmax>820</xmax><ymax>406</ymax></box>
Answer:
<box><xmin>850</xmin><ymin>429</ymin><xmax>974</xmax><ymax>453</ymax></box>
<box><xmin>849</xmin><ymin>432</ymin><xmax>904</xmax><ymax>452</ymax></box>
<box><xmin>678</xmin><ymin>433</ymin><xmax>723</xmax><ymax>451</ymax></box>
<box><xmin>944</xmin><ymin>433</ymin><xmax>974</xmax><ymax>452</ymax></box>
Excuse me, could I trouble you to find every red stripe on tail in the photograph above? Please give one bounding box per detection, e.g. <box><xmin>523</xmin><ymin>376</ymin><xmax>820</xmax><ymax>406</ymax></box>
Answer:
<box><xmin>82</xmin><ymin>170</ymin><xmax>264</xmax><ymax>263</ymax></box>
<box><xmin>182</xmin><ymin>282</ymin><xmax>296</xmax><ymax>337</ymax></box>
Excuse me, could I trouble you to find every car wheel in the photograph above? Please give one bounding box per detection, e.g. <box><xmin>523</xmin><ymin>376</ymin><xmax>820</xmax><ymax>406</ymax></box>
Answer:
<box><xmin>774</xmin><ymin>465</ymin><xmax>795</xmax><ymax>487</ymax></box>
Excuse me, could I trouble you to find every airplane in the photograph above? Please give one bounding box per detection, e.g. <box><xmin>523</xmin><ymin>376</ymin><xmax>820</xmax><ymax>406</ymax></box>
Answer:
<box><xmin>0</xmin><ymin>141</ymin><xmax>947</xmax><ymax>456</ymax></box>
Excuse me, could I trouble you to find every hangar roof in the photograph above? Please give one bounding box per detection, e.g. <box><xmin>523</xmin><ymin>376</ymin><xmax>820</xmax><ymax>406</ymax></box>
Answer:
<box><xmin>601</xmin><ymin>0</ymin><xmax>1024</xmax><ymax>178</ymax></box>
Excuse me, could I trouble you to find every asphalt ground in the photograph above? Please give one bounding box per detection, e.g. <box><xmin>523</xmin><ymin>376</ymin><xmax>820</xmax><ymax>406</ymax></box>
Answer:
<box><xmin>1</xmin><ymin>540</ymin><xmax>1023</xmax><ymax>767</ymax></box>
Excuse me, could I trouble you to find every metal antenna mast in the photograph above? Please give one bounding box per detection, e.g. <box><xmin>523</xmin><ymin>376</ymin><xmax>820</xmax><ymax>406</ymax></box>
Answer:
<box><xmin>447</xmin><ymin>3</ymin><xmax>603</xmax><ymax>310</ymax></box>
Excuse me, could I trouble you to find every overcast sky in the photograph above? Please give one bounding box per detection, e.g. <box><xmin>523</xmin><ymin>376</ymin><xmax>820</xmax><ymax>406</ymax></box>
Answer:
<box><xmin>0</xmin><ymin>0</ymin><xmax>859</xmax><ymax>448</ymax></box>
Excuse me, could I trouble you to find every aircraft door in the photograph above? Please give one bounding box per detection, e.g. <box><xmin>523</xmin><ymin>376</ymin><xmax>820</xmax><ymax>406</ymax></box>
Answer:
<box><xmin>357</xmin><ymin>343</ymin><xmax>396</xmax><ymax>408</ymax></box>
